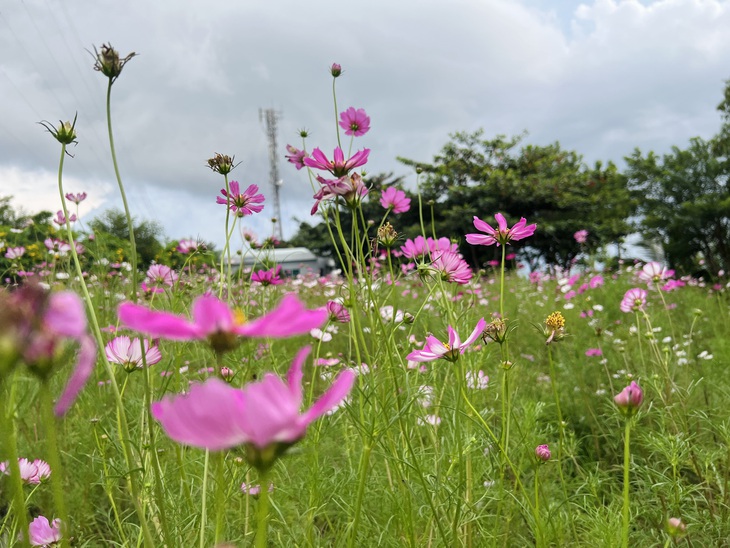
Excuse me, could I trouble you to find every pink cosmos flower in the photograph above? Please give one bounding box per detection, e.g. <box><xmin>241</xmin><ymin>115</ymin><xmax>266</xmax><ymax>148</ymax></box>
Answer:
<box><xmin>285</xmin><ymin>144</ymin><xmax>309</xmax><ymax>170</ymax></box>
<box><xmin>44</xmin><ymin>238</ymin><xmax>72</xmax><ymax>255</ymax></box>
<box><xmin>177</xmin><ymin>239</ymin><xmax>199</xmax><ymax>254</ymax></box>
<box><xmin>105</xmin><ymin>336</ymin><xmax>162</xmax><ymax>371</ymax></box>
<box><xmin>241</xmin><ymin>482</ymin><xmax>274</xmax><ymax>496</ymax></box>
<box><xmin>662</xmin><ymin>279</ymin><xmax>686</xmax><ymax>292</ymax></box>
<box><xmin>0</xmin><ymin>458</ymin><xmax>51</xmax><ymax>484</ymax></box>
<box><xmin>407</xmin><ymin>318</ymin><xmax>486</xmax><ymax>363</ymax></box>
<box><xmin>28</xmin><ymin>515</ymin><xmax>62</xmax><ymax>547</ymax></box>
<box><xmin>326</xmin><ymin>300</ymin><xmax>350</xmax><ymax>323</ymax></box>
<box><xmin>53</xmin><ymin>210</ymin><xmax>76</xmax><ymax>226</ymax></box>
<box><xmin>65</xmin><ymin>192</ymin><xmax>87</xmax><ymax>204</ymax></box>
<box><xmin>620</xmin><ymin>288</ymin><xmax>647</xmax><ymax>313</ymax></box>
<box><xmin>303</xmin><ymin>147</ymin><xmax>370</xmax><ymax>178</ymax></box>
<box><xmin>4</xmin><ymin>246</ymin><xmax>25</xmax><ymax>259</ymax></box>
<box><xmin>146</xmin><ymin>264</ymin><xmax>177</xmax><ymax>287</ymax></box>
<box><xmin>574</xmin><ymin>230</ymin><xmax>589</xmax><ymax>244</ymax></box>
<box><xmin>1</xmin><ymin>285</ymin><xmax>97</xmax><ymax>416</ymax></box>
<box><xmin>585</xmin><ymin>348</ymin><xmax>603</xmax><ymax>357</ymax></box>
<box><xmin>151</xmin><ymin>346</ymin><xmax>355</xmax><ymax>453</ymax></box>
<box><xmin>251</xmin><ymin>265</ymin><xmax>283</xmax><ymax>286</ymax></box>
<box><xmin>380</xmin><ymin>187</ymin><xmax>411</xmax><ymax>213</ymax></box>
<box><xmin>614</xmin><ymin>381</ymin><xmax>643</xmax><ymax>415</ymax></box>
<box><xmin>118</xmin><ymin>293</ymin><xmax>327</xmax><ymax>354</ymax></box>
<box><xmin>311</xmin><ymin>173</ymin><xmax>368</xmax><ymax>214</ymax></box>
<box><xmin>216</xmin><ymin>181</ymin><xmax>265</xmax><ymax>217</ymax></box>
<box><xmin>338</xmin><ymin>107</ymin><xmax>371</xmax><ymax>137</ymax></box>
<box><xmin>466</xmin><ymin>213</ymin><xmax>537</xmax><ymax>247</ymax></box>
<box><xmin>638</xmin><ymin>262</ymin><xmax>675</xmax><ymax>284</ymax></box>
<box><xmin>431</xmin><ymin>251</ymin><xmax>473</xmax><ymax>285</ymax></box>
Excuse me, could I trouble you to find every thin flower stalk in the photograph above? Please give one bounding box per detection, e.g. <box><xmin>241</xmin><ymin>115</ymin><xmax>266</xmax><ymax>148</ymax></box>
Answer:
<box><xmin>0</xmin><ymin>384</ymin><xmax>30</xmax><ymax>547</ymax></box>
<box><xmin>55</xmin><ymin>140</ymin><xmax>154</xmax><ymax>547</ymax></box>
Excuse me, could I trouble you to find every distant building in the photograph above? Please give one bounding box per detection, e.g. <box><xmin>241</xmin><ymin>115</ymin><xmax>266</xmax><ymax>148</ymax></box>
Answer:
<box><xmin>234</xmin><ymin>247</ymin><xmax>336</xmax><ymax>277</ymax></box>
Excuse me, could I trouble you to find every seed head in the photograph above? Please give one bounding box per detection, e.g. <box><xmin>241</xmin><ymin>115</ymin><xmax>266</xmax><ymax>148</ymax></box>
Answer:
<box><xmin>92</xmin><ymin>44</ymin><xmax>137</xmax><ymax>83</ymax></box>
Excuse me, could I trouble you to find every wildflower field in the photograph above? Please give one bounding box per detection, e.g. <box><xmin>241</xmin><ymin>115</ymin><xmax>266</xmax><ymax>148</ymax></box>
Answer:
<box><xmin>2</xmin><ymin>51</ymin><xmax>730</xmax><ymax>548</ymax></box>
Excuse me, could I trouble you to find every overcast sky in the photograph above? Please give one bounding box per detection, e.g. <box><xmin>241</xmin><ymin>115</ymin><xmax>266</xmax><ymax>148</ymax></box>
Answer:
<box><xmin>1</xmin><ymin>0</ymin><xmax>729</xmax><ymax>250</ymax></box>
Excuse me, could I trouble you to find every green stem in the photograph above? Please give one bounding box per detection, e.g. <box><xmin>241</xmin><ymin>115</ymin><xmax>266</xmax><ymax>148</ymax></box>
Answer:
<box><xmin>622</xmin><ymin>419</ymin><xmax>632</xmax><ymax>548</ymax></box>
<box><xmin>534</xmin><ymin>466</ymin><xmax>542</xmax><ymax>548</ymax></box>
<box><xmin>105</xmin><ymin>79</ymin><xmax>138</xmax><ymax>302</ymax></box>
<box><xmin>214</xmin><ymin>452</ymin><xmax>226</xmax><ymax>544</ymax></box>
<box><xmin>57</xmin><ymin>143</ymin><xmax>154</xmax><ymax>547</ymax></box>
<box><xmin>0</xmin><ymin>379</ymin><xmax>30</xmax><ymax>548</ymax></box>
<box><xmin>200</xmin><ymin>450</ymin><xmax>210</xmax><ymax>548</ymax></box>
<box><xmin>348</xmin><ymin>444</ymin><xmax>372</xmax><ymax>548</ymax></box>
<box><xmin>40</xmin><ymin>382</ymin><xmax>69</xmax><ymax>548</ymax></box>
<box><xmin>219</xmin><ymin>175</ymin><xmax>232</xmax><ymax>300</ymax></box>
<box><xmin>332</xmin><ymin>78</ymin><xmax>341</xmax><ymax>149</ymax></box>
<box><xmin>256</xmin><ymin>469</ymin><xmax>271</xmax><ymax>548</ymax></box>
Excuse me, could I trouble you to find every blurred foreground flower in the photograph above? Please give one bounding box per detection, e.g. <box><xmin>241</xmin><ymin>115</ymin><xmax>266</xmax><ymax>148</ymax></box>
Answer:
<box><xmin>28</xmin><ymin>515</ymin><xmax>62</xmax><ymax>547</ymax></box>
<box><xmin>151</xmin><ymin>346</ymin><xmax>355</xmax><ymax>469</ymax></box>
<box><xmin>119</xmin><ymin>293</ymin><xmax>326</xmax><ymax>355</ymax></box>
<box><xmin>0</xmin><ymin>284</ymin><xmax>96</xmax><ymax>416</ymax></box>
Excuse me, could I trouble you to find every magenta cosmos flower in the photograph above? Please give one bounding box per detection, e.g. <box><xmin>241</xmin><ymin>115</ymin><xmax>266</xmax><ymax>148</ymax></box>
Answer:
<box><xmin>407</xmin><ymin>318</ymin><xmax>486</xmax><ymax>363</ymax></box>
<box><xmin>28</xmin><ymin>515</ymin><xmax>63</xmax><ymax>547</ymax></box>
<box><xmin>146</xmin><ymin>264</ymin><xmax>178</xmax><ymax>288</ymax></box>
<box><xmin>53</xmin><ymin>210</ymin><xmax>76</xmax><ymax>225</ymax></box>
<box><xmin>620</xmin><ymin>288</ymin><xmax>647</xmax><ymax>313</ymax></box>
<box><xmin>574</xmin><ymin>230</ymin><xmax>589</xmax><ymax>244</ymax></box>
<box><xmin>105</xmin><ymin>336</ymin><xmax>162</xmax><ymax>371</ymax></box>
<box><xmin>216</xmin><ymin>181</ymin><xmax>265</xmax><ymax>217</ymax></box>
<box><xmin>151</xmin><ymin>346</ymin><xmax>355</xmax><ymax>454</ymax></box>
<box><xmin>118</xmin><ymin>293</ymin><xmax>326</xmax><ymax>354</ymax></box>
<box><xmin>430</xmin><ymin>250</ymin><xmax>473</xmax><ymax>284</ymax></box>
<box><xmin>466</xmin><ymin>213</ymin><xmax>537</xmax><ymax>247</ymax></box>
<box><xmin>251</xmin><ymin>265</ymin><xmax>283</xmax><ymax>286</ymax></box>
<box><xmin>535</xmin><ymin>444</ymin><xmax>551</xmax><ymax>462</ymax></box>
<box><xmin>339</xmin><ymin>107</ymin><xmax>371</xmax><ymax>137</ymax></box>
<box><xmin>311</xmin><ymin>173</ymin><xmax>368</xmax><ymax>215</ymax></box>
<box><xmin>380</xmin><ymin>187</ymin><xmax>411</xmax><ymax>213</ymax></box>
<box><xmin>326</xmin><ymin>300</ymin><xmax>351</xmax><ymax>323</ymax></box>
<box><xmin>4</xmin><ymin>246</ymin><xmax>25</xmax><ymax>259</ymax></box>
<box><xmin>285</xmin><ymin>144</ymin><xmax>309</xmax><ymax>170</ymax></box>
<box><xmin>303</xmin><ymin>147</ymin><xmax>370</xmax><ymax>178</ymax></box>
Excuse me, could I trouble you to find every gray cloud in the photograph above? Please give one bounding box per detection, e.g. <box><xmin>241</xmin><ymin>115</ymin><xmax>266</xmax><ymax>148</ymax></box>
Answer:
<box><xmin>1</xmin><ymin>0</ymin><xmax>729</xmax><ymax>247</ymax></box>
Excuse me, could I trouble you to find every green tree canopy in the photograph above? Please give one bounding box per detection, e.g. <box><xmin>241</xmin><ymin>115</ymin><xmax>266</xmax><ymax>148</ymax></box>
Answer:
<box><xmin>399</xmin><ymin>131</ymin><xmax>635</xmax><ymax>269</ymax></box>
<box><xmin>89</xmin><ymin>209</ymin><xmax>164</xmax><ymax>269</ymax></box>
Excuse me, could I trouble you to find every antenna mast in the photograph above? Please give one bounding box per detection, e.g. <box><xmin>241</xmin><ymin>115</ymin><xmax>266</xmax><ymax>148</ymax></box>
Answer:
<box><xmin>260</xmin><ymin>108</ymin><xmax>283</xmax><ymax>241</ymax></box>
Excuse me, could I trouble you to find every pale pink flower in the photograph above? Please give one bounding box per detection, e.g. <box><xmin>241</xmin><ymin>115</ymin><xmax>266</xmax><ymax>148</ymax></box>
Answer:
<box><xmin>0</xmin><ymin>458</ymin><xmax>51</xmax><ymax>484</ymax></box>
<box><xmin>311</xmin><ymin>173</ymin><xmax>368</xmax><ymax>214</ymax></box>
<box><xmin>146</xmin><ymin>264</ymin><xmax>177</xmax><ymax>287</ymax></box>
<box><xmin>44</xmin><ymin>238</ymin><xmax>71</xmax><ymax>255</ymax></box>
<box><xmin>466</xmin><ymin>370</ymin><xmax>489</xmax><ymax>390</ymax></box>
<box><xmin>4</xmin><ymin>246</ymin><xmax>25</xmax><ymax>259</ymax></box>
<box><xmin>241</xmin><ymin>482</ymin><xmax>274</xmax><ymax>496</ymax></box>
<box><xmin>303</xmin><ymin>147</ymin><xmax>370</xmax><ymax>178</ymax></box>
<box><xmin>574</xmin><ymin>230</ymin><xmax>589</xmax><ymax>244</ymax></box>
<box><xmin>150</xmin><ymin>346</ymin><xmax>355</xmax><ymax>452</ymax></box>
<box><xmin>105</xmin><ymin>336</ymin><xmax>162</xmax><ymax>370</ymax></box>
<box><xmin>466</xmin><ymin>213</ymin><xmax>536</xmax><ymax>247</ymax></box>
<box><xmin>251</xmin><ymin>265</ymin><xmax>283</xmax><ymax>286</ymax></box>
<box><xmin>638</xmin><ymin>262</ymin><xmax>674</xmax><ymax>284</ymax></box>
<box><xmin>338</xmin><ymin>107</ymin><xmax>371</xmax><ymax>137</ymax></box>
<box><xmin>620</xmin><ymin>288</ymin><xmax>647</xmax><ymax>313</ymax></box>
<box><xmin>118</xmin><ymin>293</ymin><xmax>326</xmax><ymax>354</ymax></box>
<box><xmin>65</xmin><ymin>192</ymin><xmax>87</xmax><ymax>204</ymax></box>
<box><xmin>380</xmin><ymin>187</ymin><xmax>410</xmax><ymax>213</ymax></box>
<box><xmin>585</xmin><ymin>348</ymin><xmax>603</xmax><ymax>357</ymax></box>
<box><xmin>407</xmin><ymin>318</ymin><xmax>486</xmax><ymax>363</ymax></box>
<box><xmin>216</xmin><ymin>181</ymin><xmax>265</xmax><ymax>216</ymax></box>
<box><xmin>177</xmin><ymin>239</ymin><xmax>199</xmax><ymax>254</ymax></box>
<box><xmin>28</xmin><ymin>515</ymin><xmax>62</xmax><ymax>547</ymax></box>
<box><xmin>285</xmin><ymin>144</ymin><xmax>309</xmax><ymax>170</ymax></box>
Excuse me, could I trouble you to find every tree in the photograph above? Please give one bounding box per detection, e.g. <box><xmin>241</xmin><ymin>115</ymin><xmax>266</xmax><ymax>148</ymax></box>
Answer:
<box><xmin>89</xmin><ymin>209</ymin><xmax>164</xmax><ymax>269</ymax></box>
<box><xmin>399</xmin><ymin>131</ymin><xmax>635</xmax><ymax>269</ymax></box>
<box><xmin>626</xmin><ymin>80</ymin><xmax>730</xmax><ymax>275</ymax></box>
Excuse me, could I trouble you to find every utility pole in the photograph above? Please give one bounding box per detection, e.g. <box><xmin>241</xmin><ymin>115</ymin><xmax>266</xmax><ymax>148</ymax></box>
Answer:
<box><xmin>259</xmin><ymin>108</ymin><xmax>283</xmax><ymax>241</ymax></box>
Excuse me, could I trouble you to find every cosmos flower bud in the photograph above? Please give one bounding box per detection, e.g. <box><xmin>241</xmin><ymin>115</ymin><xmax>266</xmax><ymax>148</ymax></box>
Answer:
<box><xmin>535</xmin><ymin>444</ymin><xmax>551</xmax><ymax>463</ymax></box>
<box><xmin>666</xmin><ymin>517</ymin><xmax>686</xmax><ymax>538</ymax></box>
<box><xmin>93</xmin><ymin>43</ymin><xmax>137</xmax><ymax>83</ymax></box>
<box><xmin>330</xmin><ymin>63</ymin><xmax>342</xmax><ymax>77</ymax></box>
<box><xmin>614</xmin><ymin>381</ymin><xmax>643</xmax><ymax>417</ymax></box>
<box><xmin>207</xmin><ymin>153</ymin><xmax>237</xmax><ymax>175</ymax></box>
<box><xmin>39</xmin><ymin>114</ymin><xmax>78</xmax><ymax>146</ymax></box>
